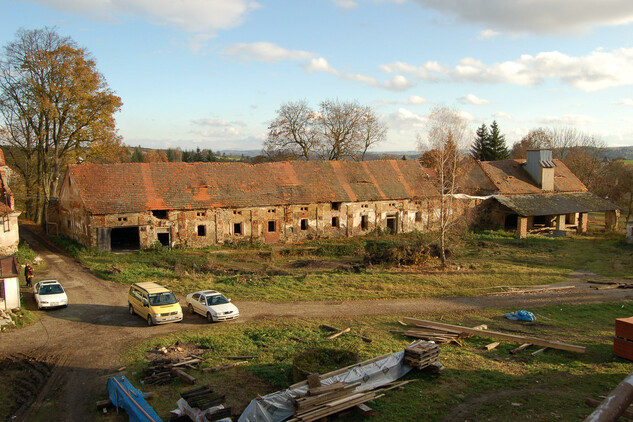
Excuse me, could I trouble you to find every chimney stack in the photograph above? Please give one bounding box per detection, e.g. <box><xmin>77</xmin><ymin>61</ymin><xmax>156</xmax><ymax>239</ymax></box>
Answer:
<box><xmin>524</xmin><ymin>149</ymin><xmax>555</xmax><ymax>191</ymax></box>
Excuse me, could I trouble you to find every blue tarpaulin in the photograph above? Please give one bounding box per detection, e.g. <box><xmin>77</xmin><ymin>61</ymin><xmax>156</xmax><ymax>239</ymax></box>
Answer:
<box><xmin>106</xmin><ymin>376</ymin><xmax>162</xmax><ymax>422</ymax></box>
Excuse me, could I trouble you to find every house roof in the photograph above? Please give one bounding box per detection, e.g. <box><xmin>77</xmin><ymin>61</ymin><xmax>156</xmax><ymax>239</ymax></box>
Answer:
<box><xmin>495</xmin><ymin>192</ymin><xmax>619</xmax><ymax>217</ymax></box>
<box><xmin>477</xmin><ymin>159</ymin><xmax>587</xmax><ymax>195</ymax></box>
<box><xmin>0</xmin><ymin>255</ymin><xmax>18</xmax><ymax>278</ymax></box>
<box><xmin>67</xmin><ymin>160</ymin><xmax>440</xmax><ymax>214</ymax></box>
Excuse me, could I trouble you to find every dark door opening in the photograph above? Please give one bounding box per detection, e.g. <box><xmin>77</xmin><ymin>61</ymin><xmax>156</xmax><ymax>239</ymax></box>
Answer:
<box><xmin>157</xmin><ymin>232</ymin><xmax>170</xmax><ymax>247</ymax></box>
<box><xmin>504</xmin><ymin>214</ymin><xmax>518</xmax><ymax>230</ymax></box>
<box><xmin>386</xmin><ymin>216</ymin><xmax>397</xmax><ymax>234</ymax></box>
<box><xmin>111</xmin><ymin>227</ymin><xmax>140</xmax><ymax>251</ymax></box>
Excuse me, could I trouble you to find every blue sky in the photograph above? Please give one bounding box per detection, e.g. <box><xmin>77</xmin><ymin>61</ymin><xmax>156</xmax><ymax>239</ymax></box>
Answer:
<box><xmin>2</xmin><ymin>0</ymin><xmax>633</xmax><ymax>152</ymax></box>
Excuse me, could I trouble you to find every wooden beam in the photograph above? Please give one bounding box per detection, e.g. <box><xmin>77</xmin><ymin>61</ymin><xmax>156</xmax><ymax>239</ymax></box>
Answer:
<box><xmin>402</xmin><ymin>317</ymin><xmax>586</xmax><ymax>353</ymax></box>
<box><xmin>510</xmin><ymin>343</ymin><xmax>532</xmax><ymax>354</ymax></box>
<box><xmin>485</xmin><ymin>342</ymin><xmax>500</xmax><ymax>350</ymax></box>
<box><xmin>327</xmin><ymin>327</ymin><xmax>351</xmax><ymax>340</ymax></box>
<box><xmin>171</xmin><ymin>368</ymin><xmax>196</xmax><ymax>385</ymax></box>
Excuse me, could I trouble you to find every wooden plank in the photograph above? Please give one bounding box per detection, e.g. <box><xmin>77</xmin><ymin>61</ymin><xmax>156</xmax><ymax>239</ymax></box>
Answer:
<box><xmin>171</xmin><ymin>359</ymin><xmax>201</xmax><ymax>367</ymax></box>
<box><xmin>308</xmin><ymin>382</ymin><xmax>346</xmax><ymax>395</ymax></box>
<box><xmin>531</xmin><ymin>347</ymin><xmax>548</xmax><ymax>356</ymax></box>
<box><xmin>486</xmin><ymin>286</ymin><xmax>575</xmax><ymax>296</ymax></box>
<box><xmin>355</xmin><ymin>403</ymin><xmax>373</xmax><ymax>417</ymax></box>
<box><xmin>402</xmin><ymin>317</ymin><xmax>586</xmax><ymax>353</ymax></box>
<box><xmin>171</xmin><ymin>368</ymin><xmax>196</xmax><ymax>385</ymax></box>
<box><xmin>327</xmin><ymin>327</ymin><xmax>351</xmax><ymax>339</ymax></box>
<box><xmin>510</xmin><ymin>343</ymin><xmax>532</xmax><ymax>354</ymax></box>
<box><xmin>485</xmin><ymin>342</ymin><xmax>500</xmax><ymax>350</ymax></box>
<box><xmin>473</xmin><ymin>325</ymin><xmax>488</xmax><ymax>330</ymax></box>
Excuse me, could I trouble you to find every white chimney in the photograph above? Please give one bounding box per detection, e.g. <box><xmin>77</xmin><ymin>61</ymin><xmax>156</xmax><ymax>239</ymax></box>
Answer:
<box><xmin>524</xmin><ymin>149</ymin><xmax>555</xmax><ymax>191</ymax></box>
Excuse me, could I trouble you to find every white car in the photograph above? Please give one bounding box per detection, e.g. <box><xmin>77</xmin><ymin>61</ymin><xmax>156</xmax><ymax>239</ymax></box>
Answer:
<box><xmin>185</xmin><ymin>290</ymin><xmax>239</xmax><ymax>323</ymax></box>
<box><xmin>33</xmin><ymin>280</ymin><xmax>68</xmax><ymax>309</ymax></box>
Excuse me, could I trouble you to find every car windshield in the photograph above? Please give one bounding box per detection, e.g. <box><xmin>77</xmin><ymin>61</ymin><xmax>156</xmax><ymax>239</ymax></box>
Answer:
<box><xmin>149</xmin><ymin>292</ymin><xmax>178</xmax><ymax>306</ymax></box>
<box><xmin>207</xmin><ymin>294</ymin><xmax>229</xmax><ymax>306</ymax></box>
<box><xmin>39</xmin><ymin>284</ymin><xmax>64</xmax><ymax>295</ymax></box>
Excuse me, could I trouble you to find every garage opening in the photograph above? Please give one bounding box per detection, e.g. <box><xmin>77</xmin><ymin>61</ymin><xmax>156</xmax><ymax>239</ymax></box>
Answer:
<box><xmin>111</xmin><ymin>227</ymin><xmax>140</xmax><ymax>251</ymax></box>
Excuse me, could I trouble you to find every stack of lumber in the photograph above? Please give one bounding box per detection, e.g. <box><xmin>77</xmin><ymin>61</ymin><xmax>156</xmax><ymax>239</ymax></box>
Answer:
<box><xmin>145</xmin><ymin>358</ymin><xmax>174</xmax><ymax>385</ymax></box>
<box><xmin>290</xmin><ymin>381</ymin><xmax>379</xmax><ymax>422</ymax></box>
<box><xmin>180</xmin><ymin>385</ymin><xmax>230</xmax><ymax>421</ymax></box>
<box><xmin>402</xmin><ymin>324</ymin><xmax>470</xmax><ymax>344</ymax></box>
<box><xmin>403</xmin><ymin>340</ymin><xmax>440</xmax><ymax>369</ymax></box>
<box><xmin>614</xmin><ymin>317</ymin><xmax>633</xmax><ymax>360</ymax></box>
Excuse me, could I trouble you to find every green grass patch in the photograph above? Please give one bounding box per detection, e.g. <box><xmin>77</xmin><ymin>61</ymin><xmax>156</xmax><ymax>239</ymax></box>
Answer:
<box><xmin>54</xmin><ymin>229</ymin><xmax>633</xmax><ymax>301</ymax></box>
<box><xmin>123</xmin><ymin>301</ymin><xmax>633</xmax><ymax>421</ymax></box>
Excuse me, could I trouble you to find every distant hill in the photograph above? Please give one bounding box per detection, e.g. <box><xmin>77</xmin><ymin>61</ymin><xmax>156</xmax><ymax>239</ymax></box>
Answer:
<box><xmin>603</xmin><ymin>146</ymin><xmax>633</xmax><ymax>160</ymax></box>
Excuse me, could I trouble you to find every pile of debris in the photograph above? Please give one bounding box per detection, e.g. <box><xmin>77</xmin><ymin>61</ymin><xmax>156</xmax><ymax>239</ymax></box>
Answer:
<box><xmin>144</xmin><ymin>355</ymin><xmax>203</xmax><ymax>386</ymax></box>
<box><xmin>171</xmin><ymin>385</ymin><xmax>232</xmax><ymax>422</ymax></box>
<box><xmin>399</xmin><ymin>320</ymin><xmax>482</xmax><ymax>345</ymax></box>
<box><xmin>0</xmin><ymin>308</ymin><xmax>18</xmax><ymax>329</ymax></box>
<box><xmin>289</xmin><ymin>375</ymin><xmax>413</xmax><ymax>422</ymax></box>
<box><xmin>588</xmin><ymin>279</ymin><xmax>633</xmax><ymax>290</ymax></box>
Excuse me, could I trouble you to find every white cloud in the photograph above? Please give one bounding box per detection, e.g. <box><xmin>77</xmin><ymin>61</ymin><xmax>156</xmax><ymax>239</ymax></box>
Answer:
<box><xmin>539</xmin><ymin>114</ymin><xmax>596</xmax><ymax>126</ymax></box>
<box><xmin>618</xmin><ymin>98</ymin><xmax>633</xmax><ymax>106</ymax></box>
<box><xmin>457</xmin><ymin>111</ymin><xmax>476</xmax><ymax>122</ymax></box>
<box><xmin>388</xmin><ymin>47</ymin><xmax>633</xmax><ymax>92</ymax></box>
<box><xmin>478</xmin><ymin>29</ymin><xmax>500</xmax><ymax>39</ymax></box>
<box><xmin>459</xmin><ymin>94</ymin><xmax>490</xmax><ymax>105</ymax></box>
<box><xmin>192</xmin><ymin>118</ymin><xmax>247</xmax><ymax>127</ymax></box>
<box><xmin>493</xmin><ymin>111</ymin><xmax>513</xmax><ymax>120</ymax></box>
<box><xmin>379</xmin><ymin>61</ymin><xmax>444</xmax><ymax>80</ymax></box>
<box><xmin>302</xmin><ymin>57</ymin><xmax>341</xmax><ymax>75</ymax></box>
<box><xmin>332</xmin><ymin>0</ymin><xmax>358</xmax><ymax>9</ymax></box>
<box><xmin>222</xmin><ymin>42</ymin><xmax>313</xmax><ymax>62</ymax></box>
<box><xmin>410</xmin><ymin>0</ymin><xmax>633</xmax><ymax>34</ymax></box>
<box><xmin>404</xmin><ymin>95</ymin><xmax>428</xmax><ymax>105</ymax></box>
<box><xmin>29</xmin><ymin>0</ymin><xmax>260</xmax><ymax>34</ymax></box>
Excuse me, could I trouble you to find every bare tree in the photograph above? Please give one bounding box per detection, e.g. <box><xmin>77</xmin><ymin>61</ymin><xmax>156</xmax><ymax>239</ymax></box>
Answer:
<box><xmin>356</xmin><ymin>108</ymin><xmax>387</xmax><ymax>161</ymax></box>
<box><xmin>264</xmin><ymin>100</ymin><xmax>321</xmax><ymax>160</ymax></box>
<box><xmin>265</xmin><ymin>99</ymin><xmax>386</xmax><ymax>161</ymax></box>
<box><xmin>0</xmin><ymin>27</ymin><xmax>122</xmax><ymax>223</ymax></box>
<box><xmin>418</xmin><ymin>106</ymin><xmax>469</xmax><ymax>265</ymax></box>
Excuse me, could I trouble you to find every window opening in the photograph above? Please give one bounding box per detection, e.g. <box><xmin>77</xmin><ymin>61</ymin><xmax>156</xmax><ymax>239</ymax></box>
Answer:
<box><xmin>268</xmin><ymin>220</ymin><xmax>276</xmax><ymax>232</ymax></box>
<box><xmin>415</xmin><ymin>211</ymin><xmax>422</xmax><ymax>222</ymax></box>
<box><xmin>332</xmin><ymin>216</ymin><xmax>339</xmax><ymax>227</ymax></box>
<box><xmin>197</xmin><ymin>225</ymin><xmax>206</xmax><ymax>236</ymax></box>
<box><xmin>332</xmin><ymin>202</ymin><xmax>341</xmax><ymax>211</ymax></box>
<box><xmin>152</xmin><ymin>210</ymin><xmax>168</xmax><ymax>219</ymax></box>
<box><xmin>234</xmin><ymin>222</ymin><xmax>243</xmax><ymax>235</ymax></box>
<box><xmin>301</xmin><ymin>219</ymin><xmax>308</xmax><ymax>230</ymax></box>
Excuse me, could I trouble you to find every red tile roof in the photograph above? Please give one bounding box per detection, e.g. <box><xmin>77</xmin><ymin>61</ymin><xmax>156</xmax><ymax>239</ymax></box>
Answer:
<box><xmin>477</xmin><ymin>159</ymin><xmax>587</xmax><ymax>195</ymax></box>
<box><xmin>67</xmin><ymin>160</ymin><xmax>439</xmax><ymax>214</ymax></box>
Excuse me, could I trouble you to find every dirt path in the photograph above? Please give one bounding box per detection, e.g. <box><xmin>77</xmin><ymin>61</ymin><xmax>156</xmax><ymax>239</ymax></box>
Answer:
<box><xmin>1</xmin><ymin>229</ymin><xmax>631</xmax><ymax>420</ymax></box>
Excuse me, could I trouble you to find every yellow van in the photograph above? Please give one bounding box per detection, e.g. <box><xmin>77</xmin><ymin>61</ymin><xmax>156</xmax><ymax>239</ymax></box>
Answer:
<box><xmin>128</xmin><ymin>282</ymin><xmax>183</xmax><ymax>326</ymax></box>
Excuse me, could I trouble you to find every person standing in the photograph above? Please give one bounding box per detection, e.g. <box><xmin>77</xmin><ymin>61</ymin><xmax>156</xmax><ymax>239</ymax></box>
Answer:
<box><xmin>24</xmin><ymin>263</ymin><xmax>34</xmax><ymax>287</ymax></box>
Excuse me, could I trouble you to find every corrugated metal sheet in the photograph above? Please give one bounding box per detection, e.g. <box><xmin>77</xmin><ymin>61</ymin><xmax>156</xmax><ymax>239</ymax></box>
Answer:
<box><xmin>68</xmin><ymin>160</ymin><xmax>440</xmax><ymax>214</ymax></box>
<box><xmin>495</xmin><ymin>192</ymin><xmax>619</xmax><ymax>217</ymax></box>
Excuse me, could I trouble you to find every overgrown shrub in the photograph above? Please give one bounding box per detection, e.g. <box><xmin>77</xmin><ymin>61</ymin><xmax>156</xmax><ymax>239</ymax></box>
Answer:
<box><xmin>49</xmin><ymin>235</ymin><xmax>90</xmax><ymax>258</ymax></box>
<box><xmin>364</xmin><ymin>237</ymin><xmax>440</xmax><ymax>265</ymax></box>
<box><xmin>16</xmin><ymin>241</ymin><xmax>37</xmax><ymax>264</ymax></box>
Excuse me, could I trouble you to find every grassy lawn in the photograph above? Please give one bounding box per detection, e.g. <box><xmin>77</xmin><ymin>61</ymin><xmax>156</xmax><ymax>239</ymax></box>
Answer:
<box><xmin>113</xmin><ymin>301</ymin><xmax>633</xmax><ymax>421</ymax></box>
<box><xmin>54</xmin><ymin>228</ymin><xmax>633</xmax><ymax>302</ymax></box>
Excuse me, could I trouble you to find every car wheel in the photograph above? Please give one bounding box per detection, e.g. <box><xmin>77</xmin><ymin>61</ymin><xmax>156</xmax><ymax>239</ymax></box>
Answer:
<box><xmin>188</xmin><ymin>304</ymin><xmax>195</xmax><ymax>315</ymax></box>
<box><xmin>147</xmin><ymin>315</ymin><xmax>154</xmax><ymax>326</ymax></box>
<box><xmin>128</xmin><ymin>304</ymin><xmax>135</xmax><ymax>316</ymax></box>
<box><xmin>207</xmin><ymin>312</ymin><xmax>214</xmax><ymax>323</ymax></box>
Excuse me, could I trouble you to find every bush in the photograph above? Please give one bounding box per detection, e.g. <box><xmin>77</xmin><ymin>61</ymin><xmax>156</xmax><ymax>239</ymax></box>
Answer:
<box><xmin>49</xmin><ymin>235</ymin><xmax>89</xmax><ymax>258</ymax></box>
<box><xmin>364</xmin><ymin>237</ymin><xmax>434</xmax><ymax>265</ymax></box>
<box><xmin>16</xmin><ymin>241</ymin><xmax>37</xmax><ymax>264</ymax></box>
